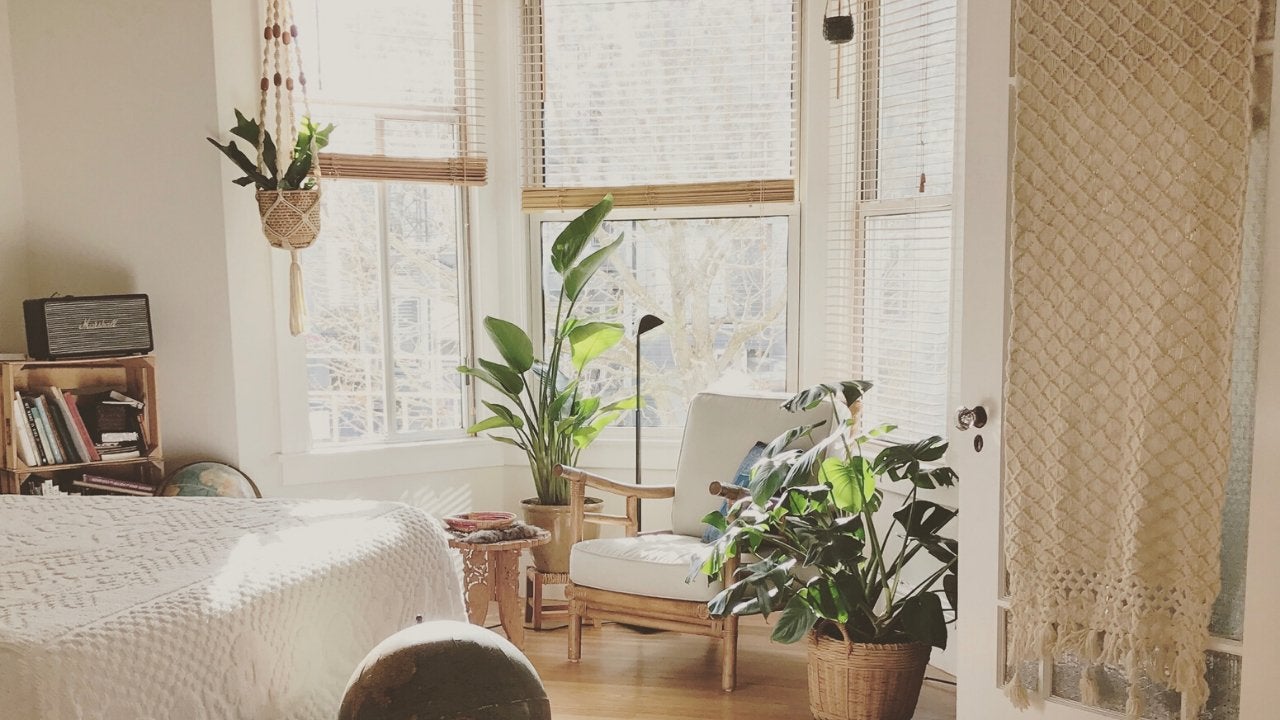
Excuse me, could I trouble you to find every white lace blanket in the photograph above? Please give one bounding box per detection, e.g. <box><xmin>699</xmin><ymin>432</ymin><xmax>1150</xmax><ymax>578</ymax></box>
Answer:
<box><xmin>0</xmin><ymin>497</ymin><xmax>465</xmax><ymax>719</ymax></box>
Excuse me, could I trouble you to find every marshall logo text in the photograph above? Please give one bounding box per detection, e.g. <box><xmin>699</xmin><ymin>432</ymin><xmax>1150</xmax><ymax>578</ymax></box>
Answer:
<box><xmin>79</xmin><ymin>319</ymin><xmax>120</xmax><ymax>330</ymax></box>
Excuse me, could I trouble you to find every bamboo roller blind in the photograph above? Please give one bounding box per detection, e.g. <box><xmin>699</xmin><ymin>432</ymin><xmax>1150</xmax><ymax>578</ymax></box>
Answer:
<box><xmin>520</xmin><ymin>0</ymin><xmax>798</xmax><ymax>210</ymax></box>
<box><xmin>295</xmin><ymin>0</ymin><xmax>485</xmax><ymax>186</ymax></box>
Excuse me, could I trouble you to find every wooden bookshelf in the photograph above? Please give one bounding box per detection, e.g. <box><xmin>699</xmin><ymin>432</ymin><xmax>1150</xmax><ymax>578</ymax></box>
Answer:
<box><xmin>0</xmin><ymin>355</ymin><xmax>162</xmax><ymax>495</ymax></box>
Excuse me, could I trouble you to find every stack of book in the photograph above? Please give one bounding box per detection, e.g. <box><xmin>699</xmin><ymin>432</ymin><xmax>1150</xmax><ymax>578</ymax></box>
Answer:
<box><xmin>12</xmin><ymin>388</ymin><xmax>147</xmax><ymax>467</ymax></box>
<box><xmin>71</xmin><ymin>473</ymin><xmax>154</xmax><ymax>496</ymax></box>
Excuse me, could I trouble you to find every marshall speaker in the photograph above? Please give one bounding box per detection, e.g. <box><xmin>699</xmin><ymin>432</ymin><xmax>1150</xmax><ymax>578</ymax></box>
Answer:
<box><xmin>24</xmin><ymin>294</ymin><xmax>154</xmax><ymax>360</ymax></box>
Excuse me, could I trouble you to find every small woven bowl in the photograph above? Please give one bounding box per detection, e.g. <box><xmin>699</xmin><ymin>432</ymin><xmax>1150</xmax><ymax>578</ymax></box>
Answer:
<box><xmin>445</xmin><ymin>511</ymin><xmax>516</xmax><ymax>533</ymax></box>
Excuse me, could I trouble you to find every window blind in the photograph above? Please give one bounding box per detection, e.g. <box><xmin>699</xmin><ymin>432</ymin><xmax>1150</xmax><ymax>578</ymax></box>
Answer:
<box><xmin>826</xmin><ymin>0</ymin><xmax>957</xmax><ymax>440</ymax></box>
<box><xmin>520</xmin><ymin>0</ymin><xmax>798</xmax><ymax>209</ymax></box>
<box><xmin>296</xmin><ymin>0</ymin><xmax>485</xmax><ymax>185</ymax></box>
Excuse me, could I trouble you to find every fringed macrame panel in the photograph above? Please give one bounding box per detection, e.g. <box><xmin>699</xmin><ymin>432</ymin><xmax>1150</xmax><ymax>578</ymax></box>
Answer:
<box><xmin>1004</xmin><ymin>1</ymin><xmax>1259</xmax><ymax>718</ymax></box>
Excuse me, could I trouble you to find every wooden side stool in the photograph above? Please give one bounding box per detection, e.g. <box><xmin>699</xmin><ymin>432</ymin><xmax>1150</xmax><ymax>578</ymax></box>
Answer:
<box><xmin>448</xmin><ymin>532</ymin><xmax>549</xmax><ymax>649</ymax></box>
<box><xmin>524</xmin><ymin>568</ymin><xmax>570</xmax><ymax>630</ymax></box>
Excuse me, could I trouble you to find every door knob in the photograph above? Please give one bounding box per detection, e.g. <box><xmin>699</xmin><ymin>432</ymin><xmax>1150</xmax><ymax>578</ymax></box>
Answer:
<box><xmin>956</xmin><ymin>405</ymin><xmax>987</xmax><ymax>431</ymax></box>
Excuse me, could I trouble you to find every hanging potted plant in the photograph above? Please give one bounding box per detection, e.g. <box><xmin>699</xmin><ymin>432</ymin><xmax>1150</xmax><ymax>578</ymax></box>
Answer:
<box><xmin>207</xmin><ymin>2</ymin><xmax>331</xmax><ymax>336</ymax></box>
<box><xmin>824</xmin><ymin>0</ymin><xmax>855</xmax><ymax>44</ymax></box>
<box><xmin>459</xmin><ymin>195</ymin><xmax>637</xmax><ymax>573</ymax></box>
<box><xmin>699</xmin><ymin>381</ymin><xmax>958</xmax><ymax>720</ymax></box>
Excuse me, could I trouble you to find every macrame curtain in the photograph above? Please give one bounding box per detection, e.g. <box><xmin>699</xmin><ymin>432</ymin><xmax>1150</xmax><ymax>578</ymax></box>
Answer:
<box><xmin>1003</xmin><ymin>1</ymin><xmax>1259</xmax><ymax>718</ymax></box>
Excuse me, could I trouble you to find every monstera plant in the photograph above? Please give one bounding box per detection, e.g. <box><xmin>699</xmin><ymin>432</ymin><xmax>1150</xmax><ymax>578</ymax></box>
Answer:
<box><xmin>700</xmin><ymin>381</ymin><xmax>958</xmax><ymax>720</ymax></box>
<box><xmin>458</xmin><ymin>195</ymin><xmax>635</xmax><ymax>572</ymax></box>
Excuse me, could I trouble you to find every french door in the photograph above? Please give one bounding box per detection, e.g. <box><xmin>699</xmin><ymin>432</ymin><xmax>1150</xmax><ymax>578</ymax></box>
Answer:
<box><xmin>952</xmin><ymin>0</ymin><xmax>1280</xmax><ymax>718</ymax></box>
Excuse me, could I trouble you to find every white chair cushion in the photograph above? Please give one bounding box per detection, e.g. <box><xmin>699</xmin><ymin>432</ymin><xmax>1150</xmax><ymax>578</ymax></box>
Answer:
<box><xmin>569</xmin><ymin>534</ymin><xmax>723</xmax><ymax>602</ymax></box>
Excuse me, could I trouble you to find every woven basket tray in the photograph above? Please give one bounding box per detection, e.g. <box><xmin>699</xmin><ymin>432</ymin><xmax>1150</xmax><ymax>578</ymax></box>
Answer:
<box><xmin>807</xmin><ymin>634</ymin><xmax>931</xmax><ymax>720</ymax></box>
<box><xmin>256</xmin><ymin>188</ymin><xmax>321</xmax><ymax>249</ymax></box>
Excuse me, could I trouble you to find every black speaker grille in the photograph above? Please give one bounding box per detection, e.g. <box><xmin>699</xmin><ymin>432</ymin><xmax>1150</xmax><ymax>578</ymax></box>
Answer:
<box><xmin>43</xmin><ymin>298</ymin><xmax>153</xmax><ymax>355</ymax></box>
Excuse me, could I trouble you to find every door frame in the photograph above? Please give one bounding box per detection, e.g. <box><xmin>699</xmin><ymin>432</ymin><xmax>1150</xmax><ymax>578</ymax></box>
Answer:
<box><xmin>953</xmin><ymin>0</ymin><xmax>1280</xmax><ymax>717</ymax></box>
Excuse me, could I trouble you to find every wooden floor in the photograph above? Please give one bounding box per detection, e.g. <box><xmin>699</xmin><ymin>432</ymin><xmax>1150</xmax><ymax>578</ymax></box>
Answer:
<box><xmin>519</xmin><ymin>618</ymin><xmax>956</xmax><ymax>720</ymax></box>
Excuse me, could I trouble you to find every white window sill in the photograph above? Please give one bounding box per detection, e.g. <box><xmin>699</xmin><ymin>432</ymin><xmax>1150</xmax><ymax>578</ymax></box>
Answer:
<box><xmin>278</xmin><ymin>436</ymin><xmax>509</xmax><ymax>486</ymax></box>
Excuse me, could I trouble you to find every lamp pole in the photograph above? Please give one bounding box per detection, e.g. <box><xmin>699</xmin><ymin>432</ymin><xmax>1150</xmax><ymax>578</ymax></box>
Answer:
<box><xmin>634</xmin><ymin>314</ymin><xmax>664</xmax><ymax>532</ymax></box>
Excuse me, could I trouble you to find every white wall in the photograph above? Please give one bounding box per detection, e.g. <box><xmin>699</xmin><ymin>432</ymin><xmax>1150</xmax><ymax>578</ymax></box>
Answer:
<box><xmin>6</xmin><ymin>0</ymin><xmax>240</xmax><ymax>467</ymax></box>
<box><xmin>0</xmin><ymin>0</ymin><xmax>26</xmax><ymax>351</ymax></box>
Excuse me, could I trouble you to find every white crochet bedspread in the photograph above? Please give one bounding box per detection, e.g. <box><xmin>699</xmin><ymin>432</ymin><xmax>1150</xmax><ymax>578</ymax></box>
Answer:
<box><xmin>0</xmin><ymin>496</ymin><xmax>466</xmax><ymax>720</ymax></box>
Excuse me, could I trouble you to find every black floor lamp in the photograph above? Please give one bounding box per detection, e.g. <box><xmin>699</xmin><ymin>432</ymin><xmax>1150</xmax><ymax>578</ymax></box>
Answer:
<box><xmin>634</xmin><ymin>314</ymin><xmax>664</xmax><ymax>533</ymax></box>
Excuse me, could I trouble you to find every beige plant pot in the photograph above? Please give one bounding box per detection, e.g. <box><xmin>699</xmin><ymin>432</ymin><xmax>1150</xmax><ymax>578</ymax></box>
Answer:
<box><xmin>522</xmin><ymin>498</ymin><xmax>603</xmax><ymax>574</ymax></box>
<box><xmin>806</xmin><ymin>633</ymin><xmax>931</xmax><ymax>720</ymax></box>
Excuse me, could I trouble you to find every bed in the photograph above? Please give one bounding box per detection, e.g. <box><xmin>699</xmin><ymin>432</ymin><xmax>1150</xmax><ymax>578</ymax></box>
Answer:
<box><xmin>0</xmin><ymin>496</ymin><xmax>465</xmax><ymax>719</ymax></box>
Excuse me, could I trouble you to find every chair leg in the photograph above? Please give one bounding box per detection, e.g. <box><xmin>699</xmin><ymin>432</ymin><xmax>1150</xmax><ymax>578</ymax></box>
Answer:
<box><xmin>568</xmin><ymin>605</ymin><xmax>583</xmax><ymax>662</ymax></box>
<box><xmin>721</xmin><ymin>616</ymin><xmax>739</xmax><ymax>692</ymax></box>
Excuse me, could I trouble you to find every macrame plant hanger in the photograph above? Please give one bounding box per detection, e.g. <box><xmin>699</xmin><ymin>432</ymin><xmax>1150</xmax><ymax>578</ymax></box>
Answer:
<box><xmin>255</xmin><ymin>0</ymin><xmax>320</xmax><ymax>336</ymax></box>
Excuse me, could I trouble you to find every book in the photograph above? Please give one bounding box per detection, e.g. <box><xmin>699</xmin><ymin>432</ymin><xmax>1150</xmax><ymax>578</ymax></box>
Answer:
<box><xmin>30</xmin><ymin>396</ymin><xmax>64</xmax><ymax>465</ymax></box>
<box><xmin>96</xmin><ymin>441</ymin><xmax>142</xmax><ymax>460</ymax></box>
<box><xmin>44</xmin><ymin>387</ymin><xmax>86</xmax><ymax>464</ymax></box>
<box><xmin>20</xmin><ymin>396</ymin><xmax>49</xmax><ymax>465</ymax></box>
<box><xmin>108</xmin><ymin>390</ymin><xmax>144</xmax><ymax>409</ymax></box>
<box><xmin>37</xmin><ymin>393</ymin><xmax>78</xmax><ymax>464</ymax></box>
<box><xmin>11</xmin><ymin>397</ymin><xmax>38</xmax><ymax>467</ymax></box>
<box><xmin>74</xmin><ymin>474</ymin><xmax>154</xmax><ymax>496</ymax></box>
<box><xmin>101</xmin><ymin>432</ymin><xmax>141</xmax><ymax>443</ymax></box>
<box><xmin>61</xmin><ymin>391</ymin><xmax>101</xmax><ymax>462</ymax></box>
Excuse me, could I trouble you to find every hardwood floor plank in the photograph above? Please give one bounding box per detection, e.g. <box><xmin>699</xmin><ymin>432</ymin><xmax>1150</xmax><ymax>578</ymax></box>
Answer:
<box><xmin>519</xmin><ymin>617</ymin><xmax>956</xmax><ymax>719</ymax></box>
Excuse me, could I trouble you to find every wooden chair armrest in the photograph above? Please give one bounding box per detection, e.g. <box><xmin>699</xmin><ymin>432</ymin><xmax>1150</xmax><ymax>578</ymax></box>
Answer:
<box><xmin>557</xmin><ymin>464</ymin><xmax>676</xmax><ymax>543</ymax></box>
<box><xmin>555</xmin><ymin>465</ymin><xmax>676</xmax><ymax>500</ymax></box>
<box><xmin>708</xmin><ymin>481</ymin><xmax>749</xmax><ymax>502</ymax></box>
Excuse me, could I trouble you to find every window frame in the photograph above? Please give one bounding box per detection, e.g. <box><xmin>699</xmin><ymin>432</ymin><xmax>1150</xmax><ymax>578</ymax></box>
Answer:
<box><xmin>525</xmin><ymin>201</ymin><xmax>803</xmax><ymax>440</ymax></box>
<box><xmin>274</xmin><ymin>182</ymin><xmax>478</xmax><ymax>458</ymax></box>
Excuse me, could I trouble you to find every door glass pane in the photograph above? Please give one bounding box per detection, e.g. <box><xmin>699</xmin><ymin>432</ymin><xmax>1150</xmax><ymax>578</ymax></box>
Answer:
<box><xmin>1049</xmin><ymin>652</ymin><xmax>1241</xmax><ymax>720</ymax></box>
<box><xmin>1211</xmin><ymin>50</ymin><xmax>1271</xmax><ymax>640</ymax></box>
<box><xmin>540</xmin><ymin>216</ymin><xmax>789</xmax><ymax>428</ymax></box>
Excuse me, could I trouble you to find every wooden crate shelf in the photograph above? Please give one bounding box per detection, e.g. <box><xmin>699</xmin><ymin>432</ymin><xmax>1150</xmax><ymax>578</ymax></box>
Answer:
<box><xmin>0</xmin><ymin>355</ymin><xmax>162</xmax><ymax>495</ymax></box>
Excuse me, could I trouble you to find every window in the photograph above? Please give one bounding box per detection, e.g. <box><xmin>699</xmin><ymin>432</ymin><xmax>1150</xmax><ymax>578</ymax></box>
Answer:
<box><xmin>522</xmin><ymin>0</ymin><xmax>800</xmax><ymax>427</ymax></box>
<box><xmin>294</xmin><ymin>0</ymin><xmax>482</xmax><ymax>447</ymax></box>
<box><xmin>826</xmin><ymin>0</ymin><xmax>958</xmax><ymax>440</ymax></box>
<box><xmin>537</xmin><ymin>212</ymin><xmax>793</xmax><ymax>427</ymax></box>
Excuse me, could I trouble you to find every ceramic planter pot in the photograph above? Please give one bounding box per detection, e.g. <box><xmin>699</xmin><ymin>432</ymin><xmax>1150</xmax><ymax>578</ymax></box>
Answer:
<box><xmin>807</xmin><ymin>633</ymin><xmax>931</xmax><ymax>720</ymax></box>
<box><xmin>522</xmin><ymin>498</ymin><xmax>604</xmax><ymax>574</ymax></box>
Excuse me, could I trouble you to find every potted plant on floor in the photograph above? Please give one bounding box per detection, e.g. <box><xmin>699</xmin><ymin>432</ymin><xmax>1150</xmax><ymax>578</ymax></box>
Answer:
<box><xmin>700</xmin><ymin>381</ymin><xmax>958</xmax><ymax>720</ymax></box>
<box><xmin>459</xmin><ymin>195</ymin><xmax>636</xmax><ymax>573</ymax></box>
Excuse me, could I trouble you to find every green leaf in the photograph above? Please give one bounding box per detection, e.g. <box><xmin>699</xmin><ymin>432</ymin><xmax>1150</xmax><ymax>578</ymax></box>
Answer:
<box><xmin>601</xmin><ymin>394</ymin><xmax>641</xmax><ymax>413</ymax></box>
<box><xmin>484</xmin><ymin>317</ymin><xmax>535</xmax><ymax>373</ymax></box>
<box><xmin>763</xmin><ymin>420</ymin><xmax>828</xmax><ymax>457</ymax></box>
<box><xmin>550</xmin><ymin>194</ymin><xmax>613</xmax><ymax>273</ymax></box>
<box><xmin>574</xmin><ymin>396</ymin><xmax>601</xmax><ymax>419</ymax></box>
<box><xmin>567</xmin><ymin>322</ymin><xmax>624</xmax><ymax>372</ymax></box>
<box><xmin>771</xmin><ymin>595</ymin><xmax>817</xmax><ymax>644</ymax></box>
<box><xmin>457</xmin><ymin>366</ymin><xmax>520</xmax><ymax>400</ymax></box>
<box><xmin>482</xmin><ymin>401</ymin><xmax>524</xmax><ymax>430</ymax></box>
<box><xmin>892</xmin><ymin>500</ymin><xmax>957</xmax><ymax>539</ymax></box>
<box><xmin>900</xmin><ymin>592</ymin><xmax>948</xmax><ymax>649</ymax></box>
<box><xmin>207</xmin><ymin>137</ymin><xmax>272</xmax><ymax>189</ymax></box>
<box><xmin>701</xmin><ymin>511</ymin><xmax>728</xmax><ymax>533</ymax></box>
<box><xmin>820</xmin><ymin>457</ymin><xmax>876</xmax><ymax>513</ymax></box>
<box><xmin>563</xmin><ymin>234</ymin><xmax>624</xmax><ymax>301</ymax></box>
<box><xmin>467</xmin><ymin>415</ymin><xmax>514</xmax><ymax>434</ymax></box>
<box><xmin>478</xmin><ymin>359</ymin><xmax>524</xmax><ymax>395</ymax></box>
<box><xmin>783</xmin><ymin>381</ymin><xmax>873</xmax><ymax>412</ymax></box>
<box><xmin>942</xmin><ymin>573</ymin><xmax>957</xmax><ymax>612</ymax></box>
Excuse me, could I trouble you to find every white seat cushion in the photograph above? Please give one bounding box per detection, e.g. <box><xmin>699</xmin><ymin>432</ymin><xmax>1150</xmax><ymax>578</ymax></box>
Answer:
<box><xmin>569</xmin><ymin>534</ymin><xmax>723</xmax><ymax>602</ymax></box>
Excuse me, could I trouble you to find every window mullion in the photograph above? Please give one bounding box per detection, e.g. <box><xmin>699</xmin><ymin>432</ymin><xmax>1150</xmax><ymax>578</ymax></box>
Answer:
<box><xmin>377</xmin><ymin>182</ymin><xmax>397</xmax><ymax>441</ymax></box>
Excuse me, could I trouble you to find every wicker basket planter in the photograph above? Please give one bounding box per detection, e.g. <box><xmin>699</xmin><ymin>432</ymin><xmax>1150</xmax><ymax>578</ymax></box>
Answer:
<box><xmin>807</xmin><ymin>633</ymin><xmax>931</xmax><ymax>720</ymax></box>
<box><xmin>256</xmin><ymin>188</ymin><xmax>322</xmax><ymax>249</ymax></box>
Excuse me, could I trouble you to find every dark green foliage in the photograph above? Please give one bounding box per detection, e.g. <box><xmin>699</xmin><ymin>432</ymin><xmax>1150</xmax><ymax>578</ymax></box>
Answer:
<box><xmin>208</xmin><ymin>109</ymin><xmax>334</xmax><ymax>191</ymax></box>
<box><xmin>701</xmin><ymin>383</ymin><xmax>959</xmax><ymax>648</ymax></box>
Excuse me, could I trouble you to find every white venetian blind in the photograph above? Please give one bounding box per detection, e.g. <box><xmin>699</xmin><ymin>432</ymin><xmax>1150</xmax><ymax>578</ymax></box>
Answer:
<box><xmin>520</xmin><ymin>0</ymin><xmax>798</xmax><ymax>209</ymax></box>
<box><xmin>296</xmin><ymin>0</ymin><xmax>485</xmax><ymax>185</ymax></box>
<box><xmin>826</xmin><ymin>0</ymin><xmax>958</xmax><ymax>440</ymax></box>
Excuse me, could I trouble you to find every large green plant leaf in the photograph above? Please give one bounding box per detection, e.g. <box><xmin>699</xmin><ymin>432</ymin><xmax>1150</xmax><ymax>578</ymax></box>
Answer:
<box><xmin>478</xmin><ymin>359</ymin><xmax>524</xmax><ymax>395</ymax></box>
<box><xmin>567</xmin><ymin>322</ymin><xmax>624</xmax><ymax>372</ymax></box>
<box><xmin>563</xmin><ymin>234</ymin><xmax>624</xmax><ymax>301</ymax></box>
<box><xmin>900</xmin><ymin>592</ymin><xmax>948</xmax><ymax>649</ymax></box>
<box><xmin>891</xmin><ymin>500</ymin><xmax>957</xmax><ymax>539</ymax></box>
<box><xmin>482</xmin><ymin>401</ymin><xmax>524</xmax><ymax>430</ymax></box>
<box><xmin>467</xmin><ymin>415</ymin><xmax>516</xmax><ymax>434</ymax></box>
<box><xmin>820</xmin><ymin>457</ymin><xmax>876</xmax><ymax>513</ymax></box>
<box><xmin>783</xmin><ymin>380</ymin><xmax>873</xmax><ymax>412</ymax></box>
<box><xmin>484</xmin><ymin>317</ymin><xmax>534</xmax><ymax>373</ymax></box>
<box><xmin>763</xmin><ymin>420</ymin><xmax>828</xmax><ymax>457</ymax></box>
<box><xmin>550</xmin><ymin>195</ymin><xmax>613</xmax><ymax>273</ymax></box>
<box><xmin>771</xmin><ymin>595</ymin><xmax>817</xmax><ymax>644</ymax></box>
